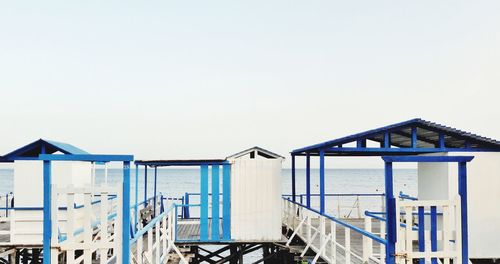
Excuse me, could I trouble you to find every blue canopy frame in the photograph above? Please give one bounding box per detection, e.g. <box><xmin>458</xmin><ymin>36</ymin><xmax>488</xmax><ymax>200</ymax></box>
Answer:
<box><xmin>382</xmin><ymin>155</ymin><xmax>473</xmax><ymax>264</ymax></box>
<box><xmin>134</xmin><ymin>159</ymin><xmax>232</xmax><ymax>242</ymax></box>
<box><xmin>289</xmin><ymin>119</ymin><xmax>500</xmax><ymax>264</ymax></box>
<box><xmin>38</xmin><ymin>154</ymin><xmax>134</xmax><ymax>264</ymax></box>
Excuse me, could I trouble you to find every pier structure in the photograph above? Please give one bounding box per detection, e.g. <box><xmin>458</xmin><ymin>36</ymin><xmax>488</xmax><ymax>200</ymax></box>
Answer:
<box><xmin>0</xmin><ymin>119</ymin><xmax>500</xmax><ymax>264</ymax></box>
<box><xmin>285</xmin><ymin>118</ymin><xmax>500</xmax><ymax>264</ymax></box>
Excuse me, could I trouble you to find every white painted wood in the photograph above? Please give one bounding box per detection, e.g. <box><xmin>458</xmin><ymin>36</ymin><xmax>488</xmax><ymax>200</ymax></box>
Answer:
<box><xmin>345</xmin><ymin>228</ymin><xmax>350</xmax><ymax>264</ymax></box>
<box><xmin>230</xmin><ymin>157</ymin><xmax>282</xmax><ymax>241</ymax></box>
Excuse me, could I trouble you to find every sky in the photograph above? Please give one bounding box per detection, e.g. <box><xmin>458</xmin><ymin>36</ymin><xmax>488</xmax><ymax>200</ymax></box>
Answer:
<box><xmin>0</xmin><ymin>1</ymin><xmax>499</xmax><ymax>168</ymax></box>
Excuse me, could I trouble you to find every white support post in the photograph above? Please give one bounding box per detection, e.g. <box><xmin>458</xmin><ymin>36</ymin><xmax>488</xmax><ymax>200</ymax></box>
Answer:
<box><xmin>83</xmin><ymin>190</ymin><xmax>93</xmax><ymax>263</ymax></box>
<box><xmin>320</xmin><ymin>216</ymin><xmax>326</xmax><ymax>255</ymax></box>
<box><xmin>100</xmin><ymin>191</ymin><xmax>109</xmax><ymax>264</ymax></box>
<box><xmin>345</xmin><ymin>228</ymin><xmax>351</xmax><ymax>264</ymax></box>
<box><xmin>137</xmin><ymin>232</ymin><xmax>143</xmax><ymax>263</ymax></box>
<box><xmin>331</xmin><ymin>220</ymin><xmax>336</xmax><ymax>263</ymax></box>
<box><xmin>51</xmin><ymin>185</ymin><xmax>58</xmax><ymax>264</ymax></box>
<box><xmin>155</xmin><ymin>221</ymin><xmax>160</xmax><ymax>264</ymax></box>
<box><xmin>405</xmin><ymin>206</ymin><xmax>413</xmax><ymax>264</ymax></box>
<box><xmin>147</xmin><ymin>228</ymin><xmax>153</xmax><ymax>262</ymax></box>
<box><xmin>66</xmin><ymin>188</ymin><xmax>76</xmax><ymax>264</ymax></box>
<box><xmin>307</xmin><ymin>211</ymin><xmax>312</xmax><ymax>242</ymax></box>
<box><xmin>363</xmin><ymin>217</ymin><xmax>373</xmax><ymax>263</ymax></box>
<box><xmin>162</xmin><ymin>215</ymin><xmax>167</xmax><ymax>260</ymax></box>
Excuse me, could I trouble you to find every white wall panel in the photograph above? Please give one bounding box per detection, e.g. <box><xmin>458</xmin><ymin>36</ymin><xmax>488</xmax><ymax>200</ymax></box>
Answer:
<box><xmin>230</xmin><ymin>158</ymin><xmax>282</xmax><ymax>241</ymax></box>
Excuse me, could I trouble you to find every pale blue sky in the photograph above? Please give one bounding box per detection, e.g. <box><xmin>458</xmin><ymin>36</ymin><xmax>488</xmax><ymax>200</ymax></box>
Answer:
<box><xmin>0</xmin><ymin>1</ymin><xmax>499</xmax><ymax>168</ymax></box>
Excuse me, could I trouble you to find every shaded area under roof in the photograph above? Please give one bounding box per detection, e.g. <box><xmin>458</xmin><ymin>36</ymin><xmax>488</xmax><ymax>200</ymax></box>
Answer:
<box><xmin>135</xmin><ymin>159</ymin><xmax>228</xmax><ymax>167</ymax></box>
<box><xmin>1</xmin><ymin>139</ymin><xmax>89</xmax><ymax>162</ymax></box>
<box><xmin>292</xmin><ymin>118</ymin><xmax>500</xmax><ymax>156</ymax></box>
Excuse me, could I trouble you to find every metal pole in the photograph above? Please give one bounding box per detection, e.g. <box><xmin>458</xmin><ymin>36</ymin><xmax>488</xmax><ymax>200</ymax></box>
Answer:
<box><xmin>291</xmin><ymin>154</ymin><xmax>296</xmax><ymax>202</ymax></box>
<box><xmin>319</xmin><ymin>150</ymin><xmax>325</xmax><ymax>214</ymax></box>
<box><xmin>458</xmin><ymin>162</ymin><xmax>469</xmax><ymax>264</ymax></box>
<box><xmin>42</xmin><ymin>160</ymin><xmax>52</xmax><ymax>264</ymax></box>
<box><xmin>153</xmin><ymin>166</ymin><xmax>158</xmax><ymax>217</ymax></box>
<box><xmin>384</xmin><ymin>161</ymin><xmax>395</xmax><ymax>264</ymax></box>
<box><xmin>306</xmin><ymin>153</ymin><xmax>311</xmax><ymax>208</ymax></box>
<box><xmin>122</xmin><ymin>161</ymin><xmax>131</xmax><ymax>264</ymax></box>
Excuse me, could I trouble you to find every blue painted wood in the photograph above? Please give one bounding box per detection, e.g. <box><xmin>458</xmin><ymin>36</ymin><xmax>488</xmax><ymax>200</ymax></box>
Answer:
<box><xmin>153</xmin><ymin>167</ymin><xmax>158</xmax><ymax>217</ymax></box>
<box><xmin>458</xmin><ymin>162</ymin><xmax>469</xmax><ymax>264</ymax></box>
<box><xmin>38</xmin><ymin>154</ymin><xmax>133</xmax><ymax>161</ymax></box>
<box><xmin>384</xmin><ymin>161</ymin><xmax>396</xmax><ymax>264</ymax></box>
<box><xmin>384</xmin><ymin>132</ymin><xmax>391</xmax><ymax>148</ymax></box>
<box><xmin>306</xmin><ymin>153</ymin><xmax>311</xmax><ymax>208</ymax></box>
<box><xmin>135</xmin><ymin>164</ymin><xmax>139</xmax><ymax>233</ymax></box>
<box><xmin>200</xmin><ymin>165</ymin><xmax>209</xmax><ymax>241</ymax></box>
<box><xmin>211</xmin><ymin>165</ymin><xmax>220</xmax><ymax>241</ymax></box>
<box><xmin>144</xmin><ymin>166</ymin><xmax>148</xmax><ymax>206</ymax></box>
<box><xmin>431</xmin><ymin>206</ymin><xmax>438</xmax><ymax>264</ymax></box>
<box><xmin>418</xmin><ymin>206</ymin><xmax>425</xmax><ymax>264</ymax></box>
<box><xmin>222</xmin><ymin>164</ymin><xmax>231</xmax><ymax>240</ymax></box>
<box><xmin>439</xmin><ymin>133</ymin><xmax>445</xmax><ymax>148</ymax></box>
<box><xmin>319</xmin><ymin>150</ymin><xmax>325</xmax><ymax>214</ymax></box>
<box><xmin>356</xmin><ymin>139</ymin><xmax>367</xmax><ymax>148</ymax></box>
<box><xmin>43</xmin><ymin>160</ymin><xmax>51</xmax><ymax>264</ymax></box>
<box><xmin>291</xmin><ymin>118</ymin><xmax>500</xmax><ymax>155</ymax></box>
<box><xmin>122</xmin><ymin>161</ymin><xmax>131</xmax><ymax>264</ymax></box>
<box><xmin>184</xmin><ymin>192</ymin><xmax>190</xmax><ymax>219</ymax></box>
<box><xmin>382</xmin><ymin>156</ymin><xmax>474</xmax><ymax>163</ymax></box>
<box><xmin>411</xmin><ymin>127</ymin><xmax>418</xmax><ymax>148</ymax></box>
<box><xmin>291</xmin><ymin>155</ymin><xmax>296</xmax><ymax>202</ymax></box>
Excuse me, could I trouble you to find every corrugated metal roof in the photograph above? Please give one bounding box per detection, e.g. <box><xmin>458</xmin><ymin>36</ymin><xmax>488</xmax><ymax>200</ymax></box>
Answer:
<box><xmin>292</xmin><ymin>118</ymin><xmax>500</xmax><ymax>155</ymax></box>
<box><xmin>1</xmin><ymin>139</ymin><xmax>89</xmax><ymax>161</ymax></box>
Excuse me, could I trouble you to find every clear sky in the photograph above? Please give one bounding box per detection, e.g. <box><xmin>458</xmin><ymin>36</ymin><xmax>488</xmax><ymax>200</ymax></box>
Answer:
<box><xmin>0</xmin><ymin>1</ymin><xmax>499</xmax><ymax>168</ymax></box>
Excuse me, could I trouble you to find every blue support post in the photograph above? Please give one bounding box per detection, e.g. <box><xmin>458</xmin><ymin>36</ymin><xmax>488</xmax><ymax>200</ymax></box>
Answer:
<box><xmin>319</xmin><ymin>150</ymin><xmax>325</xmax><ymax>214</ymax></box>
<box><xmin>431</xmin><ymin>206</ymin><xmax>438</xmax><ymax>264</ymax></box>
<box><xmin>306</xmin><ymin>153</ymin><xmax>311</xmax><ymax>208</ymax></box>
<box><xmin>439</xmin><ymin>133</ymin><xmax>445</xmax><ymax>149</ymax></box>
<box><xmin>153</xmin><ymin>166</ymin><xmax>158</xmax><ymax>217</ymax></box>
<box><xmin>458</xmin><ymin>162</ymin><xmax>469</xmax><ymax>264</ymax></box>
<box><xmin>144</xmin><ymin>165</ymin><xmax>148</xmax><ymax>205</ymax></box>
<box><xmin>411</xmin><ymin>127</ymin><xmax>418</xmax><ymax>148</ymax></box>
<box><xmin>384</xmin><ymin>132</ymin><xmax>391</xmax><ymax>148</ymax></box>
<box><xmin>134</xmin><ymin>164</ymin><xmax>139</xmax><ymax>233</ymax></box>
<box><xmin>184</xmin><ymin>193</ymin><xmax>190</xmax><ymax>219</ymax></box>
<box><xmin>211</xmin><ymin>165</ymin><xmax>220</xmax><ymax>241</ymax></box>
<box><xmin>291</xmin><ymin>154</ymin><xmax>296</xmax><ymax>202</ymax></box>
<box><xmin>418</xmin><ymin>206</ymin><xmax>425</xmax><ymax>264</ymax></box>
<box><xmin>222</xmin><ymin>164</ymin><xmax>231</xmax><ymax>240</ymax></box>
<box><xmin>42</xmin><ymin>160</ymin><xmax>52</xmax><ymax>264</ymax></box>
<box><xmin>200</xmin><ymin>165</ymin><xmax>209</xmax><ymax>241</ymax></box>
<box><xmin>122</xmin><ymin>161</ymin><xmax>131</xmax><ymax>264</ymax></box>
<box><xmin>384</xmin><ymin>161</ymin><xmax>396</xmax><ymax>264</ymax></box>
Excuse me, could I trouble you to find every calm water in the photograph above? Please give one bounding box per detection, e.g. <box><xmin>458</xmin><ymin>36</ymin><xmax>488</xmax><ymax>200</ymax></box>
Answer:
<box><xmin>0</xmin><ymin>168</ymin><xmax>416</xmax><ymax>261</ymax></box>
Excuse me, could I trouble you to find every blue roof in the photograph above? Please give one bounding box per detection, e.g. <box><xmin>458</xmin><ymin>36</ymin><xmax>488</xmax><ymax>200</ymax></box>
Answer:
<box><xmin>1</xmin><ymin>139</ymin><xmax>89</xmax><ymax>161</ymax></box>
<box><xmin>292</xmin><ymin>118</ymin><xmax>500</xmax><ymax>156</ymax></box>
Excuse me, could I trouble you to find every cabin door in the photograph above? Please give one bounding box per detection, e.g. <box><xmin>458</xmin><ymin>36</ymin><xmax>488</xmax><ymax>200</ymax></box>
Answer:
<box><xmin>394</xmin><ymin>197</ymin><xmax>462</xmax><ymax>264</ymax></box>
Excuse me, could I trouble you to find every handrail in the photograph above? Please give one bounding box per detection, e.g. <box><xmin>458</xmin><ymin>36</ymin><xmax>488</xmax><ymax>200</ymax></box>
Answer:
<box><xmin>399</xmin><ymin>191</ymin><xmax>418</xmax><ymax>201</ymax></box>
<box><xmin>0</xmin><ymin>195</ymin><xmax>118</xmax><ymax>211</ymax></box>
<box><xmin>130</xmin><ymin>204</ymin><xmax>175</xmax><ymax>245</ymax></box>
<box><xmin>285</xmin><ymin>198</ymin><xmax>387</xmax><ymax>245</ymax></box>
<box><xmin>283</xmin><ymin>193</ymin><xmax>385</xmax><ymax>197</ymax></box>
<box><xmin>365</xmin><ymin>211</ymin><xmax>418</xmax><ymax>231</ymax></box>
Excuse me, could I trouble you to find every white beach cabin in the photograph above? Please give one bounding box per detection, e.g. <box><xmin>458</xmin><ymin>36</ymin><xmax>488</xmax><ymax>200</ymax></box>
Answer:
<box><xmin>1</xmin><ymin>139</ymin><xmax>93</xmax><ymax>244</ymax></box>
<box><xmin>226</xmin><ymin>146</ymin><xmax>285</xmax><ymax>241</ymax></box>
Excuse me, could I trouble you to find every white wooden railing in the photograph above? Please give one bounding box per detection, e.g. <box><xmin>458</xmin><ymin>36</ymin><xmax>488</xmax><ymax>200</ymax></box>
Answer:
<box><xmin>283</xmin><ymin>198</ymin><xmax>386</xmax><ymax>264</ymax></box>
<box><xmin>395</xmin><ymin>196</ymin><xmax>461</xmax><ymax>264</ymax></box>
<box><xmin>130</xmin><ymin>205</ymin><xmax>188</xmax><ymax>264</ymax></box>
<box><xmin>51</xmin><ymin>184</ymin><xmax>122</xmax><ymax>264</ymax></box>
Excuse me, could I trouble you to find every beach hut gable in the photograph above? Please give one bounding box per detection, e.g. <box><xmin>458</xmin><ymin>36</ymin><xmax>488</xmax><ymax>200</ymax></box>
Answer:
<box><xmin>227</xmin><ymin>146</ymin><xmax>284</xmax><ymax>160</ymax></box>
<box><xmin>1</xmin><ymin>138</ymin><xmax>89</xmax><ymax>160</ymax></box>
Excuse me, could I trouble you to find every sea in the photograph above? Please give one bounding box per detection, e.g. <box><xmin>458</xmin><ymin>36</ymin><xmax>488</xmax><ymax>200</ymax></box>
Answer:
<box><xmin>0</xmin><ymin>168</ymin><xmax>417</xmax><ymax>261</ymax></box>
